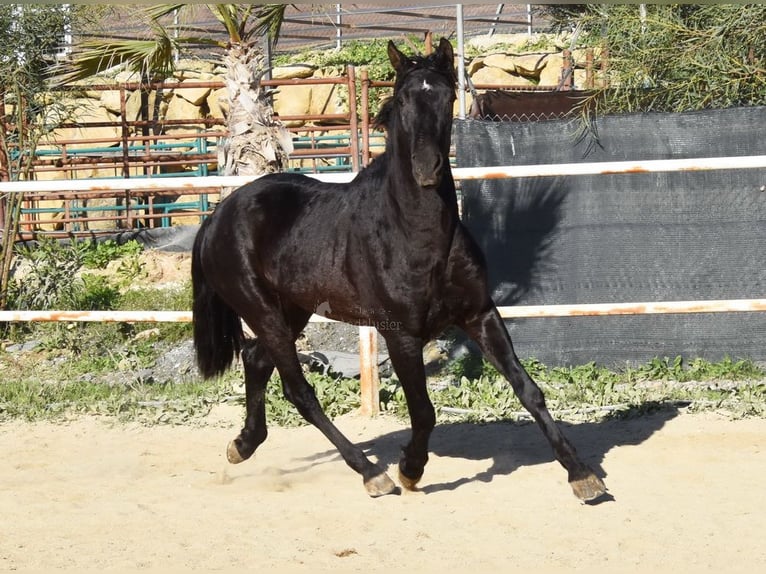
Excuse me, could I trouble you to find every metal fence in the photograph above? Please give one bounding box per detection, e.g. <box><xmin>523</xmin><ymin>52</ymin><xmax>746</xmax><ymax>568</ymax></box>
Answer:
<box><xmin>2</xmin><ymin>153</ymin><xmax>766</xmax><ymax>414</ymax></box>
<box><xmin>1</xmin><ymin>67</ymin><xmax>394</xmax><ymax>238</ymax></box>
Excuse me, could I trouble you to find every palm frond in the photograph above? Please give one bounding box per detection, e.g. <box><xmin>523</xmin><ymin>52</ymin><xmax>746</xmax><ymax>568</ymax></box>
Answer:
<box><xmin>144</xmin><ymin>4</ymin><xmax>188</xmax><ymax>22</ymax></box>
<box><xmin>52</xmin><ymin>24</ymin><xmax>180</xmax><ymax>85</ymax></box>
<box><xmin>208</xmin><ymin>4</ymin><xmax>242</xmax><ymax>43</ymax></box>
<box><xmin>250</xmin><ymin>4</ymin><xmax>288</xmax><ymax>45</ymax></box>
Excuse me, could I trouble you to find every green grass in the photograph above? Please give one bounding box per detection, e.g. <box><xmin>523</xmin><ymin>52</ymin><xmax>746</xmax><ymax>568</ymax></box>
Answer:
<box><xmin>381</xmin><ymin>355</ymin><xmax>766</xmax><ymax>423</ymax></box>
<box><xmin>1</xmin><ymin>240</ymin><xmax>764</xmax><ymax>426</ymax></box>
<box><xmin>0</xmin><ymin>376</ymin><xmax>235</xmax><ymax>424</ymax></box>
<box><xmin>1</xmin><ymin>340</ymin><xmax>764</xmax><ymax>426</ymax></box>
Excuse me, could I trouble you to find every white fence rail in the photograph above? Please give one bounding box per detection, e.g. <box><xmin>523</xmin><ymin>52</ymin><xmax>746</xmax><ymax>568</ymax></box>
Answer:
<box><xmin>3</xmin><ymin>154</ymin><xmax>765</xmax><ymax>414</ymax></box>
<box><xmin>2</xmin><ymin>154</ymin><xmax>766</xmax><ymax>193</ymax></box>
<box><xmin>2</xmin><ymin>298</ymin><xmax>766</xmax><ymax>324</ymax></box>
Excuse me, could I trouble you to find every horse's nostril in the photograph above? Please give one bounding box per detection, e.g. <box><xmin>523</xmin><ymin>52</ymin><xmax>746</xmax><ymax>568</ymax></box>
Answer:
<box><xmin>433</xmin><ymin>153</ymin><xmax>444</xmax><ymax>172</ymax></box>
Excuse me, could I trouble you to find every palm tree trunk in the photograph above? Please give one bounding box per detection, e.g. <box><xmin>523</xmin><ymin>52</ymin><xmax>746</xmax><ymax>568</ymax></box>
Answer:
<box><xmin>218</xmin><ymin>41</ymin><xmax>293</xmax><ymax>199</ymax></box>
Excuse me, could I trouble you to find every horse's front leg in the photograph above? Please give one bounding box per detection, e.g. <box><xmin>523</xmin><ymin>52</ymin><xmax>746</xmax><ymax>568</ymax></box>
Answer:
<box><xmin>381</xmin><ymin>331</ymin><xmax>435</xmax><ymax>490</ymax></box>
<box><xmin>461</xmin><ymin>307</ymin><xmax>607</xmax><ymax>501</ymax></box>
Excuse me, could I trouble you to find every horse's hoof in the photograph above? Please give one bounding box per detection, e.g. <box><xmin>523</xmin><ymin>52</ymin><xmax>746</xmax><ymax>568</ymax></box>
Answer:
<box><xmin>570</xmin><ymin>472</ymin><xmax>607</xmax><ymax>502</ymax></box>
<box><xmin>226</xmin><ymin>440</ymin><xmax>247</xmax><ymax>464</ymax></box>
<box><xmin>364</xmin><ymin>471</ymin><xmax>398</xmax><ymax>497</ymax></box>
<box><xmin>398</xmin><ymin>467</ymin><xmax>423</xmax><ymax>491</ymax></box>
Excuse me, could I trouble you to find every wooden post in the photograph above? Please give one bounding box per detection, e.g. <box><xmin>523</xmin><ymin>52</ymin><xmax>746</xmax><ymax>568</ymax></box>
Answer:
<box><xmin>356</xmin><ymin>69</ymin><xmax>378</xmax><ymax>416</ymax></box>
<box><xmin>358</xmin><ymin>325</ymin><xmax>380</xmax><ymax>416</ymax></box>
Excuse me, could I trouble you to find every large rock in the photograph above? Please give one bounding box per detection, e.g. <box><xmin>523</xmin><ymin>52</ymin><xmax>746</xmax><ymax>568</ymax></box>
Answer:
<box><xmin>309</xmin><ymin>68</ymin><xmax>348</xmax><ymax>124</ymax></box>
<box><xmin>125</xmin><ymin>89</ymin><xmax>166</xmax><ymax>123</ymax></box>
<box><xmin>572</xmin><ymin>46</ymin><xmax>604</xmax><ymax>65</ymax></box>
<box><xmin>174</xmin><ymin>59</ymin><xmax>216</xmax><ymax>79</ymax></box>
<box><xmin>273</xmin><ymin>83</ymin><xmax>312</xmax><ymax>127</ymax></box>
<box><xmin>466</xmin><ymin>32</ymin><xmax>537</xmax><ymax>53</ymax></box>
<box><xmin>165</xmin><ymin>93</ymin><xmax>205</xmax><ymax>122</ymax></box>
<box><xmin>513</xmin><ymin>53</ymin><xmax>548</xmax><ymax>80</ymax></box>
<box><xmin>113</xmin><ymin>70</ymin><xmax>143</xmax><ymax>84</ymax></box>
<box><xmin>207</xmin><ymin>88</ymin><xmax>229</xmax><ymax>119</ymax></box>
<box><xmin>483</xmin><ymin>53</ymin><xmax>517</xmax><ymax>73</ymax></box>
<box><xmin>455</xmin><ymin>92</ymin><xmax>474</xmax><ymax>118</ymax></box>
<box><xmin>538</xmin><ymin>53</ymin><xmax>566</xmax><ymax>87</ymax></box>
<box><xmin>572</xmin><ymin>69</ymin><xmax>589</xmax><ymax>90</ymax></box>
<box><xmin>100</xmin><ymin>89</ymin><xmax>127</xmax><ymax>114</ymax></box>
<box><xmin>466</xmin><ymin>56</ymin><xmax>485</xmax><ymax>75</ymax></box>
<box><xmin>25</xmin><ymin>168</ymin><xmax>127</xmax><ymax>231</ymax></box>
<box><xmin>272</xmin><ymin>64</ymin><xmax>315</xmax><ymax>79</ymax></box>
<box><xmin>45</xmin><ymin>104</ymin><xmax>121</xmax><ymax>151</ymax></box>
<box><xmin>176</xmin><ymin>78</ymin><xmax>211</xmax><ymax>106</ymax></box>
<box><xmin>471</xmin><ymin>66</ymin><xmax>535</xmax><ymax>87</ymax></box>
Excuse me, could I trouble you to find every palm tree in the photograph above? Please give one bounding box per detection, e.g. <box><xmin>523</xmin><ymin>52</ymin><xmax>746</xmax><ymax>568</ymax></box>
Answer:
<box><xmin>55</xmin><ymin>4</ymin><xmax>293</xmax><ymax>198</ymax></box>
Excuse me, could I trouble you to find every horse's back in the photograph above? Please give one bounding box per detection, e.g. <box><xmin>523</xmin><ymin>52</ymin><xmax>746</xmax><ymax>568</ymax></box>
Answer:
<box><xmin>200</xmin><ymin>173</ymin><xmax>364</xmax><ymax>302</ymax></box>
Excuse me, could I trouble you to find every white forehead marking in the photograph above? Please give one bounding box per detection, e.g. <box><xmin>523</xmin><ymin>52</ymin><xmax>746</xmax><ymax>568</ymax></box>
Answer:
<box><xmin>421</xmin><ymin>79</ymin><xmax>432</xmax><ymax>92</ymax></box>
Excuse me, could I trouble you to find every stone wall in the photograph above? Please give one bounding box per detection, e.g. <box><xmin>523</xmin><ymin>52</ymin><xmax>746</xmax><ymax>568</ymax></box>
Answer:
<box><xmin>39</xmin><ymin>33</ymin><xmax>594</xmax><ymax>161</ymax></box>
<box><xmin>25</xmin><ymin>33</ymin><xmax>598</xmax><ymax>231</ymax></box>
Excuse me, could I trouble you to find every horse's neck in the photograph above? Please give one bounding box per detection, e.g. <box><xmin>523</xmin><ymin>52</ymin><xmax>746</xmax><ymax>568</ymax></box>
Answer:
<box><xmin>382</xmin><ymin>161</ymin><xmax>459</xmax><ymax>240</ymax></box>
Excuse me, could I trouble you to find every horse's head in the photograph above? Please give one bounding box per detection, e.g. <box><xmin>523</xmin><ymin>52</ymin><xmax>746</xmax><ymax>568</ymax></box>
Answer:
<box><xmin>379</xmin><ymin>38</ymin><xmax>456</xmax><ymax>189</ymax></box>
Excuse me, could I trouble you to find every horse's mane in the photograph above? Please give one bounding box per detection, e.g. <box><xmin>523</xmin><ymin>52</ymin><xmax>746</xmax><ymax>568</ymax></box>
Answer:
<box><xmin>373</xmin><ymin>99</ymin><xmax>394</xmax><ymax>131</ymax></box>
<box><xmin>373</xmin><ymin>51</ymin><xmax>457</xmax><ymax>131</ymax></box>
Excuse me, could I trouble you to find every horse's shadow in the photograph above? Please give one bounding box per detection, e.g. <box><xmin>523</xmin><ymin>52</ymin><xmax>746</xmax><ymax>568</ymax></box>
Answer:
<box><xmin>301</xmin><ymin>405</ymin><xmax>680</xmax><ymax>499</ymax></box>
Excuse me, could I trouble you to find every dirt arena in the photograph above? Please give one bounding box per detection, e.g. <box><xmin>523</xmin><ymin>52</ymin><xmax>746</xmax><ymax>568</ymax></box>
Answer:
<box><xmin>1</xmin><ymin>407</ymin><xmax>764</xmax><ymax>571</ymax></box>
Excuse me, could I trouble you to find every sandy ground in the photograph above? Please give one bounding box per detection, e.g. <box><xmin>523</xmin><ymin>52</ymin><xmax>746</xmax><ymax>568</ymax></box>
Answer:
<box><xmin>1</xmin><ymin>407</ymin><xmax>764</xmax><ymax>572</ymax></box>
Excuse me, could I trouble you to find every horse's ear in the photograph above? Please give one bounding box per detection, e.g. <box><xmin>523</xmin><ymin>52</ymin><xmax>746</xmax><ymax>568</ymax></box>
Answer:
<box><xmin>387</xmin><ymin>40</ymin><xmax>409</xmax><ymax>74</ymax></box>
<box><xmin>436</xmin><ymin>38</ymin><xmax>454</xmax><ymax>71</ymax></box>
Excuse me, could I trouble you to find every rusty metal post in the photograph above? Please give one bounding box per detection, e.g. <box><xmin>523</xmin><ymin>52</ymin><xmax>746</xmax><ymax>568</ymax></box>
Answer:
<box><xmin>360</xmin><ymin>69</ymin><xmax>371</xmax><ymax>167</ymax></box>
<box><xmin>119</xmin><ymin>87</ymin><xmax>130</xmax><ymax>228</ymax></box>
<box><xmin>561</xmin><ymin>49</ymin><xmax>573</xmax><ymax>91</ymax></box>
<box><xmin>347</xmin><ymin>65</ymin><xmax>360</xmax><ymax>172</ymax></box>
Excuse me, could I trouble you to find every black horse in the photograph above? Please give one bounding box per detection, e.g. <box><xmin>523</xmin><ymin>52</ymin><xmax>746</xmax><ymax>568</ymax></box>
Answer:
<box><xmin>192</xmin><ymin>38</ymin><xmax>606</xmax><ymax>501</ymax></box>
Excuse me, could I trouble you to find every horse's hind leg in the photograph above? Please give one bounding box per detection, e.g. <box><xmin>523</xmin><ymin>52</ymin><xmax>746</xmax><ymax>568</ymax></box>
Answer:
<box><xmin>238</xmin><ymin>305</ymin><xmax>397</xmax><ymax>497</ymax></box>
<box><xmin>381</xmin><ymin>332</ymin><xmax>435</xmax><ymax>490</ymax></box>
<box><xmin>226</xmin><ymin>338</ymin><xmax>274</xmax><ymax>464</ymax></box>
<box><xmin>275</xmin><ymin>347</ymin><xmax>397</xmax><ymax>496</ymax></box>
<box><xmin>227</xmin><ymin>307</ymin><xmax>307</xmax><ymax>463</ymax></box>
<box><xmin>462</xmin><ymin>307</ymin><xmax>607</xmax><ymax>501</ymax></box>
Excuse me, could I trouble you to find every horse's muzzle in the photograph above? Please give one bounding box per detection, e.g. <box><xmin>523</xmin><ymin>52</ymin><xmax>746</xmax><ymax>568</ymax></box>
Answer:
<box><xmin>415</xmin><ymin>173</ymin><xmax>442</xmax><ymax>188</ymax></box>
<box><xmin>412</xmin><ymin>151</ymin><xmax>444</xmax><ymax>188</ymax></box>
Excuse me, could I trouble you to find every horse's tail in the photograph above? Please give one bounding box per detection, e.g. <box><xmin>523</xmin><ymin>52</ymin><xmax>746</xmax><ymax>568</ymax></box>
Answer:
<box><xmin>191</xmin><ymin>218</ymin><xmax>243</xmax><ymax>379</ymax></box>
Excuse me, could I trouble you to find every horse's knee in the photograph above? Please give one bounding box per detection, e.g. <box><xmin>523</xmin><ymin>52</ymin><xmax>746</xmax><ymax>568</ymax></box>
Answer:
<box><xmin>242</xmin><ymin>339</ymin><xmax>268</xmax><ymax>366</ymax></box>
<box><xmin>281</xmin><ymin>378</ymin><xmax>319</xmax><ymax>416</ymax></box>
<box><xmin>505</xmin><ymin>363</ymin><xmax>547</xmax><ymax>410</ymax></box>
<box><xmin>242</xmin><ymin>338</ymin><xmax>259</xmax><ymax>356</ymax></box>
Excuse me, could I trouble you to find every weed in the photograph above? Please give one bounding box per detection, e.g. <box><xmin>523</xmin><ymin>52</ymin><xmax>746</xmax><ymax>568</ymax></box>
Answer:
<box><xmin>1</xmin><ymin>346</ymin><xmax>765</xmax><ymax>426</ymax></box>
<box><xmin>8</xmin><ymin>236</ymin><xmax>88</xmax><ymax>310</ymax></box>
<box><xmin>2</xmin><ymin>237</ymin><xmax>764</xmax><ymax>426</ymax></box>
<box><xmin>82</xmin><ymin>239</ymin><xmax>143</xmax><ymax>270</ymax></box>
<box><xmin>6</xmin><ymin>238</ymin><xmax>144</xmax><ymax>312</ymax></box>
